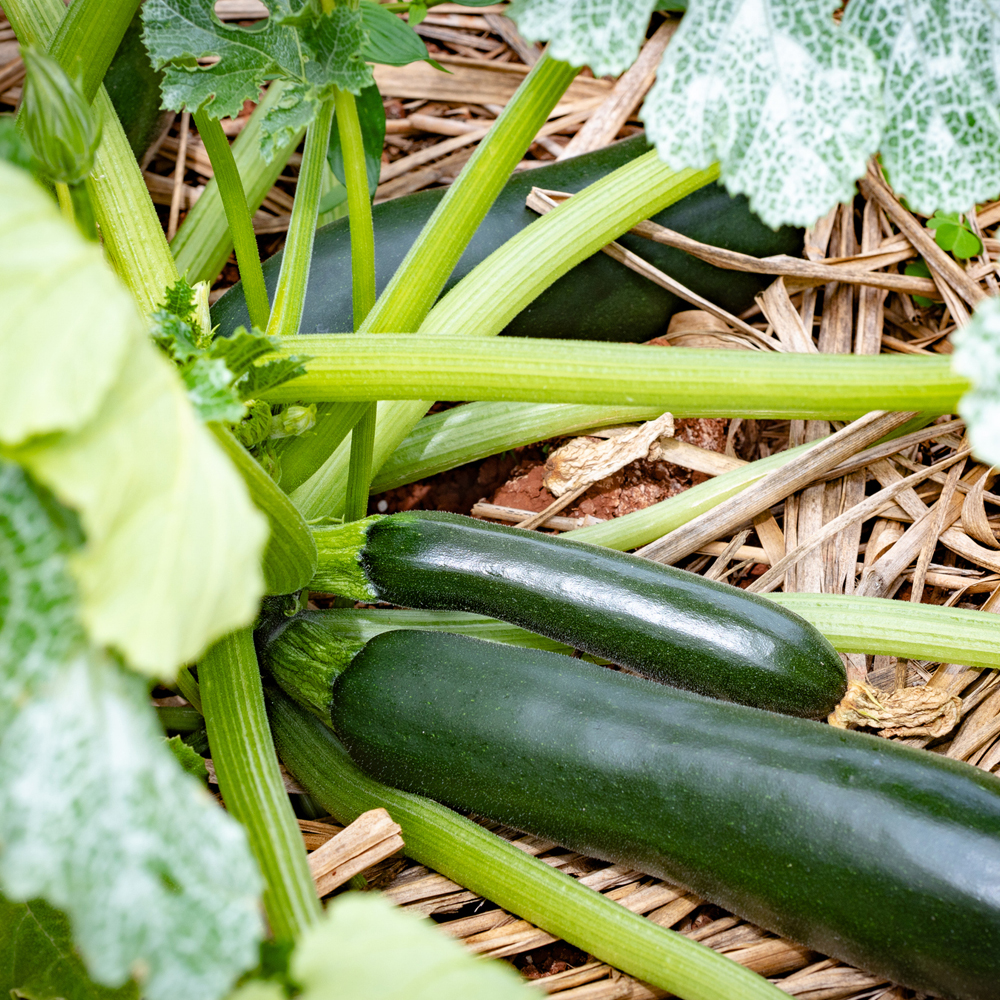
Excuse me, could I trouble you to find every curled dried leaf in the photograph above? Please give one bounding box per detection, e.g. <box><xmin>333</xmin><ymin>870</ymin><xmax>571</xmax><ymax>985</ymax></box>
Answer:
<box><xmin>543</xmin><ymin>413</ymin><xmax>674</xmax><ymax>497</ymax></box>
<box><xmin>828</xmin><ymin>680</ymin><xmax>961</xmax><ymax>739</ymax></box>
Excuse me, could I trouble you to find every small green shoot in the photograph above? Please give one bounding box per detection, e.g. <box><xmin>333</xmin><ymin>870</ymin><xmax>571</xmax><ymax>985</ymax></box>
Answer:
<box><xmin>926</xmin><ymin>210</ymin><xmax>983</xmax><ymax>259</ymax></box>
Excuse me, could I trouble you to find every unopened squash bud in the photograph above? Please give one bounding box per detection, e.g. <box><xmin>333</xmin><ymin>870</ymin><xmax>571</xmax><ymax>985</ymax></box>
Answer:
<box><xmin>20</xmin><ymin>47</ymin><xmax>101</xmax><ymax>185</ymax></box>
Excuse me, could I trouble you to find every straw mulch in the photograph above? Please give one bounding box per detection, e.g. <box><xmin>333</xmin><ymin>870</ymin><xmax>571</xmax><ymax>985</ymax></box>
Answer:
<box><xmin>5</xmin><ymin>5</ymin><xmax>1000</xmax><ymax>998</ymax></box>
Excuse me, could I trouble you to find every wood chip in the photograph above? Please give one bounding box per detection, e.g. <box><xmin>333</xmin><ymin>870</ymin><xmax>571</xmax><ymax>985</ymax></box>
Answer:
<box><xmin>374</xmin><ymin>59</ymin><xmax>610</xmax><ymax>110</ymax></box>
<box><xmin>309</xmin><ymin>807</ymin><xmax>404</xmax><ymax>897</ymax></box>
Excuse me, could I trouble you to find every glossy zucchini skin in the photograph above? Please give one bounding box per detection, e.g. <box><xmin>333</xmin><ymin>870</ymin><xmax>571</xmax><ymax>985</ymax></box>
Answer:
<box><xmin>331</xmin><ymin>630</ymin><xmax>1000</xmax><ymax>1000</ymax></box>
<box><xmin>355</xmin><ymin>510</ymin><xmax>846</xmax><ymax>718</ymax></box>
<box><xmin>211</xmin><ymin>135</ymin><xmax>802</xmax><ymax>341</ymax></box>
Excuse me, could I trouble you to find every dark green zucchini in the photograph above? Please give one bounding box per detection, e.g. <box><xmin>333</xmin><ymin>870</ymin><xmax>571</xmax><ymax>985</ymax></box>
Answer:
<box><xmin>311</xmin><ymin>510</ymin><xmax>846</xmax><ymax>717</ymax></box>
<box><xmin>259</xmin><ymin>607</ymin><xmax>588</xmax><ymax>720</ymax></box>
<box><xmin>331</xmin><ymin>629</ymin><xmax>1000</xmax><ymax>1000</ymax></box>
<box><xmin>211</xmin><ymin>135</ymin><xmax>802</xmax><ymax>341</ymax></box>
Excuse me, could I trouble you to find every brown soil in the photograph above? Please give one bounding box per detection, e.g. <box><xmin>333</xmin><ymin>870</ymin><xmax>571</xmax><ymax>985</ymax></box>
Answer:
<box><xmin>370</xmin><ymin>417</ymin><xmax>729</xmax><ymax>525</ymax></box>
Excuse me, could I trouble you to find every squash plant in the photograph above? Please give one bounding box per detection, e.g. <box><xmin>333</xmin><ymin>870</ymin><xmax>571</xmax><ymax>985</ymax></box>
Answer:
<box><xmin>2</xmin><ymin>0</ymin><xmax>1000</xmax><ymax>998</ymax></box>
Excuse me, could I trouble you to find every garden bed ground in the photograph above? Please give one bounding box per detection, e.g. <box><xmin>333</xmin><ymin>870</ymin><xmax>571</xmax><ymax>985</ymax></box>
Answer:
<box><xmin>5</xmin><ymin>4</ymin><xmax>1000</xmax><ymax>997</ymax></box>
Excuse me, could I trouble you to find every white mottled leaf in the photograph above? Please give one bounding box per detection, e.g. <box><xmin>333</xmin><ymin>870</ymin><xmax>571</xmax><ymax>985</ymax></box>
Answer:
<box><xmin>0</xmin><ymin>163</ymin><xmax>267</xmax><ymax>677</ymax></box>
<box><xmin>0</xmin><ymin>461</ymin><xmax>83</xmax><ymax>730</ymax></box>
<box><xmin>0</xmin><ymin>164</ymin><xmax>130</xmax><ymax>446</ymax></box>
<box><xmin>293</xmin><ymin>893</ymin><xmax>525</xmax><ymax>1000</ymax></box>
<box><xmin>843</xmin><ymin>0</ymin><xmax>1000</xmax><ymax>215</ymax></box>
<box><xmin>508</xmin><ymin>0</ymin><xmax>658</xmax><ymax>76</ymax></box>
<box><xmin>952</xmin><ymin>296</ymin><xmax>1000</xmax><ymax>466</ymax></box>
<box><xmin>0</xmin><ymin>655</ymin><xmax>263</xmax><ymax>1000</ymax></box>
<box><xmin>0</xmin><ymin>462</ymin><xmax>263</xmax><ymax>1000</ymax></box>
<box><xmin>643</xmin><ymin>0</ymin><xmax>884</xmax><ymax>227</ymax></box>
<box><xmin>18</xmin><ymin>334</ymin><xmax>267</xmax><ymax>676</ymax></box>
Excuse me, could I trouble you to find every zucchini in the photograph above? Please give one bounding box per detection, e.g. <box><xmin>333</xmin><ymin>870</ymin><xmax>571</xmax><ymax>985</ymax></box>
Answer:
<box><xmin>261</xmin><ymin>598</ymin><xmax>1000</xmax><ymax>724</ymax></box>
<box><xmin>312</xmin><ymin>510</ymin><xmax>846</xmax><ymax>717</ymax></box>
<box><xmin>211</xmin><ymin>135</ymin><xmax>802</xmax><ymax>342</ymax></box>
<box><xmin>267</xmin><ymin>685</ymin><xmax>787</xmax><ymax>1000</ymax></box>
<box><xmin>331</xmin><ymin>629</ymin><xmax>1000</xmax><ymax>1000</ymax></box>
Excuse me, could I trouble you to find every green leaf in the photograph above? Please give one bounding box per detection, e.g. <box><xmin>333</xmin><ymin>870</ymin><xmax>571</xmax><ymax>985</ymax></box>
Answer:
<box><xmin>235</xmin><ymin>399</ymin><xmax>275</xmax><ymax>449</ymax></box>
<box><xmin>361</xmin><ymin>1</ymin><xmax>429</xmax><ymax>66</ymax></box>
<box><xmin>142</xmin><ymin>0</ymin><xmax>298</xmax><ymax>120</ymax></box>
<box><xmin>241</xmin><ymin>356</ymin><xmax>309</xmax><ymax>397</ymax></box>
<box><xmin>0</xmin><ymin>894</ymin><xmax>138</xmax><ymax>1000</ymax></box>
<box><xmin>642</xmin><ymin>0</ymin><xmax>884</xmax><ymax>228</ymax></box>
<box><xmin>211</xmin><ymin>327</ymin><xmax>281</xmax><ymax>379</ymax></box>
<box><xmin>16</xmin><ymin>335</ymin><xmax>268</xmax><ymax>676</ymax></box>
<box><xmin>408</xmin><ymin>4</ymin><xmax>428</xmax><ymax>28</ymax></box>
<box><xmin>163</xmin><ymin>275</ymin><xmax>199</xmax><ymax>324</ymax></box>
<box><xmin>904</xmin><ymin>257</ymin><xmax>935</xmax><ymax>307</ymax></box>
<box><xmin>843</xmin><ymin>0</ymin><xmax>1000</xmax><ymax>217</ymax></box>
<box><xmin>291</xmin><ymin>893</ymin><xmax>525</xmax><ymax>1000</ymax></box>
<box><xmin>0</xmin><ymin>161</ymin><xmax>130</xmax><ymax>446</ymax></box>
<box><xmin>260</xmin><ymin>81</ymin><xmax>319</xmax><ymax>163</ymax></box>
<box><xmin>0</xmin><ymin>115</ymin><xmax>36</xmax><ymax>173</ymax></box>
<box><xmin>0</xmin><ymin>162</ymin><xmax>267</xmax><ymax>677</ymax></box>
<box><xmin>0</xmin><ymin>461</ymin><xmax>263</xmax><ymax>1000</ymax></box>
<box><xmin>277</xmin><ymin>3</ymin><xmax>372</xmax><ymax>96</ymax></box>
<box><xmin>508</xmin><ymin>0</ymin><xmax>658</xmax><ymax>76</ymax></box>
<box><xmin>328</xmin><ymin>83</ymin><xmax>385</xmax><ymax>199</ymax></box>
<box><xmin>143</xmin><ymin>0</ymin><xmax>371</xmax><ymax>136</ymax></box>
<box><xmin>952</xmin><ymin>296</ymin><xmax>1000</xmax><ymax>466</ymax></box>
<box><xmin>927</xmin><ymin>210</ymin><xmax>983</xmax><ymax>259</ymax></box>
<box><xmin>165</xmin><ymin>733</ymin><xmax>210</xmax><ymax>779</ymax></box>
<box><xmin>151</xmin><ymin>309</ymin><xmax>202</xmax><ymax>363</ymax></box>
<box><xmin>183</xmin><ymin>356</ymin><xmax>247</xmax><ymax>423</ymax></box>
<box><xmin>0</xmin><ymin>459</ymin><xmax>83</xmax><ymax>733</ymax></box>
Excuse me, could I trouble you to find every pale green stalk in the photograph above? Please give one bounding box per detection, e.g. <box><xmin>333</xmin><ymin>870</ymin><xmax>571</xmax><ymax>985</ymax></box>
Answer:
<box><xmin>766</xmin><ymin>594</ymin><xmax>1000</xmax><ymax>669</ymax></box>
<box><xmin>333</xmin><ymin>86</ymin><xmax>379</xmax><ymax>522</ymax></box>
<box><xmin>263</xmin><ymin>336</ymin><xmax>964</xmax><ymax>416</ymax></box>
<box><xmin>54</xmin><ymin>181</ymin><xmax>73</xmax><ymax>220</ymax></box>
<box><xmin>419</xmin><ymin>153</ymin><xmax>718</xmax><ymax>339</ymax></box>
<box><xmin>192</xmin><ymin>110</ymin><xmax>270</xmax><ymax>330</ymax></box>
<box><xmin>48</xmin><ymin>0</ymin><xmax>140</xmax><ymax>101</ymax></box>
<box><xmin>286</xmin><ymin>54</ymin><xmax>579</xmax><ymax>506</ymax></box>
<box><xmin>173</xmin><ymin>82</ymin><xmax>305</xmax><ymax>285</ymax></box>
<box><xmin>200</xmin><ymin>629</ymin><xmax>321</xmax><ymax>943</ymax></box>
<box><xmin>6</xmin><ymin>0</ymin><xmax>178</xmax><ymax>313</ymax></box>
<box><xmin>359</xmin><ymin>54</ymin><xmax>579</xmax><ymax>335</ymax></box>
<box><xmin>267</xmin><ymin>100</ymin><xmax>335</xmax><ymax>339</ymax></box>
<box><xmin>289</xmin><ymin>156</ymin><xmax>721</xmax><ymax>520</ymax></box>
<box><xmin>278</xmin><ymin>401</ymin><xmax>370</xmax><ymax>495</ymax></box>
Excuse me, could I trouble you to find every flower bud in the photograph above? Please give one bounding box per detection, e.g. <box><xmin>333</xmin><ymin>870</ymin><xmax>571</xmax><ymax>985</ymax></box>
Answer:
<box><xmin>270</xmin><ymin>403</ymin><xmax>317</xmax><ymax>440</ymax></box>
<box><xmin>20</xmin><ymin>47</ymin><xmax>101</xmax><ymax>185</ymax></box>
